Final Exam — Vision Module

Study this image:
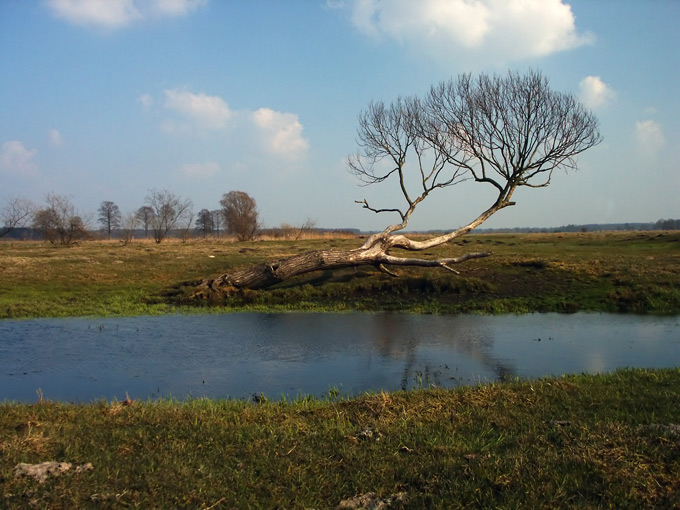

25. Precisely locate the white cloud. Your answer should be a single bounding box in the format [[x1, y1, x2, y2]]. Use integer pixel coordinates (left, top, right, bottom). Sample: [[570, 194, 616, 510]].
[[49, 129, 63, 147], [46, 0, 206, 29], [0, 141, 39, 177], [46, 0, 143, 29], [148, 0, 207, 17], [155, 88, 310, 163], [252, 108, 310, 159], [164, 89, 232, 130], [181, 161, 219, 178], [579, 76, 616, 109], [349, 0, 594, 64], [635, 120, 665, 154]]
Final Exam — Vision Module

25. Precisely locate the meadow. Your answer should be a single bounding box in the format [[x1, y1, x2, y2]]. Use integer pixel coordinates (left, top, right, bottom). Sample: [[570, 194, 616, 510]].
[[1, 230, 679, 318], [2, 231, 679, 508], [1, 369, 679, 508]]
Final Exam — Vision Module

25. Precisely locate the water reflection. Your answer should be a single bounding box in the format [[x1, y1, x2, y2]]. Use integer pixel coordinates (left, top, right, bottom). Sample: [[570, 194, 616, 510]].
[[0, 313, 677, 402], [365, 314, 518, 389]]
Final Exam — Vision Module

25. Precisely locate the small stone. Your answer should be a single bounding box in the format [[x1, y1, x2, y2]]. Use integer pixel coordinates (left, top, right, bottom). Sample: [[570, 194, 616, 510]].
[[14, 461, 93, 483], [337, 492, 406, 509]]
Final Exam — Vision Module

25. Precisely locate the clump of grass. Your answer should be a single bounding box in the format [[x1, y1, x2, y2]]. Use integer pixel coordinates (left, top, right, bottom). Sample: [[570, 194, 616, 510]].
[[1, 368, 679, 508]]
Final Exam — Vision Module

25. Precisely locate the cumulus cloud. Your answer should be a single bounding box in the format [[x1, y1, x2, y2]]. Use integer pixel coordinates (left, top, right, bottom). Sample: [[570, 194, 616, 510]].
[[164, 89, 232, 130], [635, 120, 665, 154], [46, 0, 205, 29], [181, 161, 219, 178], [46, 0, 143, 29], [153, 88, 310, 162], [349, 0, 594, 64], [579, 76, 616, 109], [48, 129, 63, 147], [252, 108, 310, 159], [0, 141, 38, 177]]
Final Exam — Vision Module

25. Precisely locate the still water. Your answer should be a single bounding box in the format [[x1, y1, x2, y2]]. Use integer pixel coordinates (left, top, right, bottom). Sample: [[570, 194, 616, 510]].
[[1, 313, 678, 402]]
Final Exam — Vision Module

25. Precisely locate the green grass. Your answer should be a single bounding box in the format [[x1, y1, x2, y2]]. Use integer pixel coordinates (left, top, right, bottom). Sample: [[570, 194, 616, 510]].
[[1, 231, 679, 318], [2, 235, 678, 506], [2, 368, 679, 508]]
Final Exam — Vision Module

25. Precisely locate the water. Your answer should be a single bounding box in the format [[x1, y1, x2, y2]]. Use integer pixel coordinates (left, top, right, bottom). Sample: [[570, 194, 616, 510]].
[[1, 313, 678, 402]]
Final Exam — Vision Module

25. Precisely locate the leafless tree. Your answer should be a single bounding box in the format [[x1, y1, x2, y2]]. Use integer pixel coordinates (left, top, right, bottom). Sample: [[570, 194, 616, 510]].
[[0, 196, 34, 238], [211, 210, 223, 237], [136, 206, 155, 239], [180, 209, 195, 243], [98, 201, 121, 240], [295, 217, 318, 240], [144, 189, 192, 244], [220, 191, 259, 241], [195, 209, 215, 237], [32, 193, 89, 245], [119, 212, 139, 245], [195, 70, 601, 294]]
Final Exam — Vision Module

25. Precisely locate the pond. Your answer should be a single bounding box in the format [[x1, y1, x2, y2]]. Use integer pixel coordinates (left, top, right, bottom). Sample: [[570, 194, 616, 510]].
[[1, 313, 678, 403]]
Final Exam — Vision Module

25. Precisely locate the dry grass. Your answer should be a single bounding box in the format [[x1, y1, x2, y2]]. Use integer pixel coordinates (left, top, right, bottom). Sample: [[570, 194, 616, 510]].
[[1, 231, 679, 318], [1, 368, 678, 508]]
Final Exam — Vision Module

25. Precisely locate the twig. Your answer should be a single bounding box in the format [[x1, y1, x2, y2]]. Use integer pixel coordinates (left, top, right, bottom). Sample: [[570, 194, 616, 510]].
[[203, 496, 226, 510]]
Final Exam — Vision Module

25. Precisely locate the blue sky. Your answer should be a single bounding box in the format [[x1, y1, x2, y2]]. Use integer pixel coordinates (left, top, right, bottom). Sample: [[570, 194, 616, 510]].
[[1, 0, 678, 231]]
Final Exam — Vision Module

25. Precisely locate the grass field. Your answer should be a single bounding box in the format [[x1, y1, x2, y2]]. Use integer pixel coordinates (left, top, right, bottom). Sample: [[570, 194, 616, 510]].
[[1, 231, 679, 318], [2, 368, 679, 508], [2, 233, 679, 508]]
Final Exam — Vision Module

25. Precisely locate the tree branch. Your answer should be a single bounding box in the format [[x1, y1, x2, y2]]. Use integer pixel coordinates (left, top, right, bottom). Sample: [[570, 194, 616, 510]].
[[379, 251, 492, 273]]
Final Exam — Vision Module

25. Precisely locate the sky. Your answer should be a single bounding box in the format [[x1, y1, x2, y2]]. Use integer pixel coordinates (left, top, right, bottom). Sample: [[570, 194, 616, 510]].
[[1, 0, 678, 232]]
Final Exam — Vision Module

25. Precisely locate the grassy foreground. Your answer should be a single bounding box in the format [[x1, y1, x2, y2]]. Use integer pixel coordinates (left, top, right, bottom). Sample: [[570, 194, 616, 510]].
[[1, 231, 679, 318], [1, 368, 679, 508]]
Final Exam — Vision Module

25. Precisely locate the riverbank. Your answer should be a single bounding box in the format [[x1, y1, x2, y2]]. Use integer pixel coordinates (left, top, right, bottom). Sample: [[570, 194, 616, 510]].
[[2, 231, 679, 318], [2, 368, 678, 508]]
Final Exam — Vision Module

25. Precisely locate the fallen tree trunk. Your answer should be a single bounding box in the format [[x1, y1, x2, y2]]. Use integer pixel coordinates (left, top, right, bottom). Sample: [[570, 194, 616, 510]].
[[193, 192, 506, 298], [193, 231, 491, 298]]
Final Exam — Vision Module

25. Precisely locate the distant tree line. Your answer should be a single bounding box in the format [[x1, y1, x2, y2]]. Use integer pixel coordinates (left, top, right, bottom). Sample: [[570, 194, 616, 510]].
[[381, 220, 680, 236], [473, 220, 680, 234], [0, 190, 265, 244], [654, 218, 680, 230], [2, 192, 677, 243]]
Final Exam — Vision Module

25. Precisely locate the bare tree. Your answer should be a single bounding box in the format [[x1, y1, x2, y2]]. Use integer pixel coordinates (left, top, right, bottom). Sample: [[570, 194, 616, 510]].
[[220, 191, 259, 241], [32, 193, 89, 245], [211, 209, 223, 237], [98, 201, 121, 240], [136, 206, 155, 239], [119, 212, 139, 245], [0, 196, 34, 238], [195, 70, 601, 295], [180, 209, 195, 243], [279, 217, 318, 240], [144, 189, 192, 244], [195, 209, 215, 237], [295, 217, 318, 240]]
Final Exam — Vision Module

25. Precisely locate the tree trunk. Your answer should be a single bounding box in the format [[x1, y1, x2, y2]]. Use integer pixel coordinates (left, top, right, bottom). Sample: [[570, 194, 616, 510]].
[[193, 199, 508, 298], [193, 235, 491, 298]]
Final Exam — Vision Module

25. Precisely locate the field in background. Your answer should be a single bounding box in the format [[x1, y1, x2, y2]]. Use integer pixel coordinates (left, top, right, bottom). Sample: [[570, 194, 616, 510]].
[[1, 231, 679, 318]]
